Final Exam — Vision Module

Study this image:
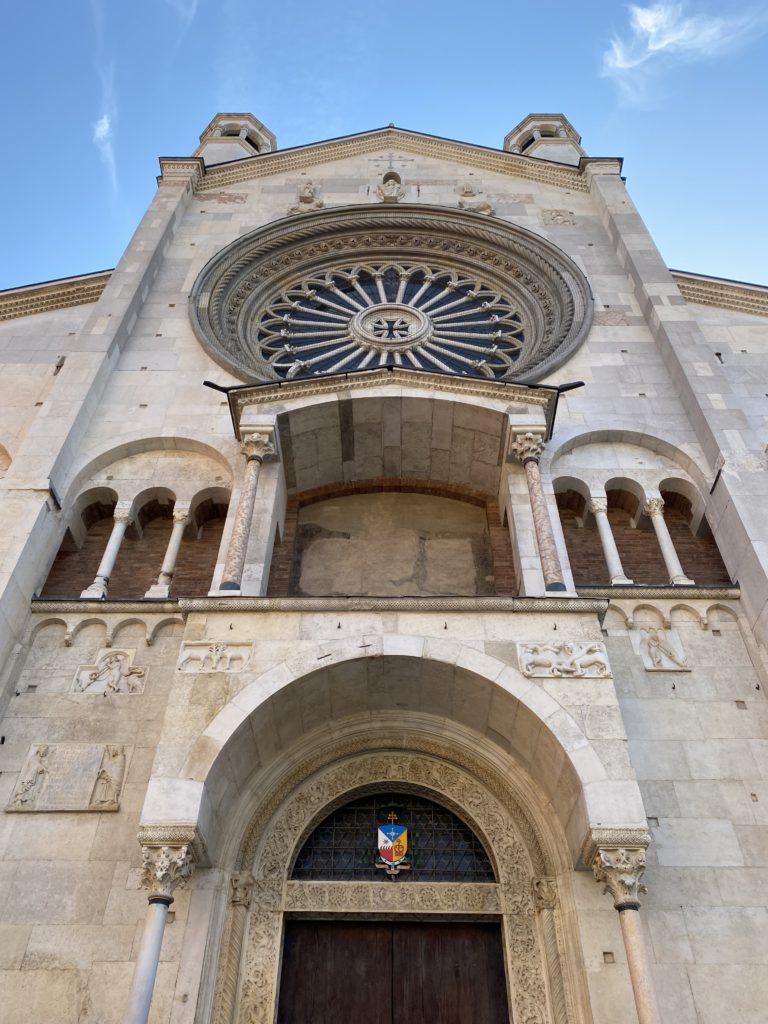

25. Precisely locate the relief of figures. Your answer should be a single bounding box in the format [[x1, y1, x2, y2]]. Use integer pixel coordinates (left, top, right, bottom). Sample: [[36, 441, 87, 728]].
[[178, 641, 253, 673], [73, 649, 147, 695], [518, 641, 610, 678], [7, 743, 128, 813], [89, 746, 126, 810], [10, 745, 49, 808], [288, 181, 324, 215]]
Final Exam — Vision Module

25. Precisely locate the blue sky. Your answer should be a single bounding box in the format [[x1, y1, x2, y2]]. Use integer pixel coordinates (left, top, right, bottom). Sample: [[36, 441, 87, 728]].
[[1, 1, 766, 289]]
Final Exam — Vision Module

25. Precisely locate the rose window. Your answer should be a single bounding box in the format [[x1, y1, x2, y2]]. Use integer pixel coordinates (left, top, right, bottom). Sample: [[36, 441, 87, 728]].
[[255, 264, 525, 380]]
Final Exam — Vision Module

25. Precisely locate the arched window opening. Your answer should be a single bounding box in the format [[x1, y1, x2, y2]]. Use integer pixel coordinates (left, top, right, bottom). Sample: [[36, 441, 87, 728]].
[[555, 486, 605, 584], [291, 791, 496, 883], [172, 494, 229, 597], [108, 496, 174, 597], [660, 488, 731, 584], [41, 495, 116, 597]]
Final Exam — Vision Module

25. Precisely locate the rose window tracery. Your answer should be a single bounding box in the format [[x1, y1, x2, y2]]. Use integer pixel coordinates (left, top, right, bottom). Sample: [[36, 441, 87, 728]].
[[256, 264, 525, 379], [190, 205, 593, 383]]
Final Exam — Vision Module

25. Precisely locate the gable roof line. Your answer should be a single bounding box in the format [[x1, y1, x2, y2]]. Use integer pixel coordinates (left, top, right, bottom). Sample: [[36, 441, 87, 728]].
[[159, 125, 622, 194]]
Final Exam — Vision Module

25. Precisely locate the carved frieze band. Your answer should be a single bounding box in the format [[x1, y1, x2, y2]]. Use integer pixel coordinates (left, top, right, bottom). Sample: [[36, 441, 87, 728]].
[[284, 881, 502, 914]]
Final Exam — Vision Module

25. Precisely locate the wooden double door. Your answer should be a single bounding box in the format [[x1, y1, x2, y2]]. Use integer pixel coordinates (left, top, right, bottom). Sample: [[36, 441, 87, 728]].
[[277, 920, 511, 1023]]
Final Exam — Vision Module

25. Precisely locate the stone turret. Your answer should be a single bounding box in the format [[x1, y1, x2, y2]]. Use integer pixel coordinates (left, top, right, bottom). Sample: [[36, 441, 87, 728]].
[[194, 113, 276, 167], [503, 114, 585, 166]]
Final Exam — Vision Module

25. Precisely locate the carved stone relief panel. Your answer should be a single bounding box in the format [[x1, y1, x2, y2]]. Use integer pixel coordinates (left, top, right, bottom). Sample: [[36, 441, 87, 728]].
[[541, 209, 576, 226], [177, 641, 253, 673], [6, 743, 127, 812], [630, 627, 690, 671], [517, 641, 610, 678], [72, 648, 147, 694]]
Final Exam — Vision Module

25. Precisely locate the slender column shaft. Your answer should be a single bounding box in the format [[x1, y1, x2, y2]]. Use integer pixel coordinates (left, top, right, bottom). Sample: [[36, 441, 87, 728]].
[[123, 898, 170, 1024], [644, 498, 694, 584], [594, 846, 661, 1024], [220, 433, 276, 591], [590, 498, 632, 584], [145, 509, 190, 598], [81, 509, 131, 599], [523, 458, 565, 590], [124, 843, 193, 1024], [619, 908, 662, 1024]]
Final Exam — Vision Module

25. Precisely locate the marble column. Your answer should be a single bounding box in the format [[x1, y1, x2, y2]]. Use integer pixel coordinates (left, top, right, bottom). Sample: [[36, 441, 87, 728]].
[[593, 847, 661, 1024], [145, 507, 191, 598], [81, 506, 133, 599], [124, 844, 194, 1024], [643, 497, 694, 585], [220, 432, 276, 591], [509, 431, 566, 591], [589, 497, 633, 584]]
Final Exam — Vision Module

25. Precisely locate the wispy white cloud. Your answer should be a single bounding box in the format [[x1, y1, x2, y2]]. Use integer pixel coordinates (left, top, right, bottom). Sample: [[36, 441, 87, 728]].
[[92, 63, 118, 195], [163, 0, 199, 26], [602, 3, 768, 103]]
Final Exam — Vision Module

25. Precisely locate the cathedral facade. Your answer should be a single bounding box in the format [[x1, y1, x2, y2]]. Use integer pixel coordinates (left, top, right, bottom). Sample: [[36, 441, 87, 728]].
[[0, 112, 767, 1024]]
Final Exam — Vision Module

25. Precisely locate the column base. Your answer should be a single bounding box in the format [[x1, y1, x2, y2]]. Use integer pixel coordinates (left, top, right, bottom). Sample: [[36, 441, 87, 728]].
[[545, 581, 567, 592], [219, 581, 241, 591], [144, 583, 171, 599], [610, 576, 634, 585], [671, 576, 695, 585], [80, 581, 107, 599]]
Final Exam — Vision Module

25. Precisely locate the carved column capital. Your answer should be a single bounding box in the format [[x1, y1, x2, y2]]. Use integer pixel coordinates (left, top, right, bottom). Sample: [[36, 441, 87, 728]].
[[172, 506, 192, 525], [593, 847, 648, 910], [589, 497, 608, 515], [230, 872, 255, 908], [241, 431, 276, 463], [140, 844, 194, 902], [509, 431, 546, 464], [643, 497, 665, 518], [113, 505, 134, 524]]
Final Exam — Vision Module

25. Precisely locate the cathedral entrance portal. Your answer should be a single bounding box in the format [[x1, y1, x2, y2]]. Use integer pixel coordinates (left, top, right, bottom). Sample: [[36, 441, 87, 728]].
[[277, 920, 510, 1024]]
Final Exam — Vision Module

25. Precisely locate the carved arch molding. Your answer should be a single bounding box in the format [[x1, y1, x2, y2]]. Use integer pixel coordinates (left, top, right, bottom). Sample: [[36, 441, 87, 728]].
[[190, 205, 593, 384], [211, 741, 592, 1024]]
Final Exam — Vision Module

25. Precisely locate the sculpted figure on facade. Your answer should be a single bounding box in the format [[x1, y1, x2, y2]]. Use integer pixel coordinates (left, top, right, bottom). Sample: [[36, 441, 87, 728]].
[[519, 641, 610, 678], [640, 627, 689, 671], [288, 181, 324, 215], [74, 649, 147, 694], [89, 745, 126, 809], [458, 182, 494, 216], [11, 744, 48, 807], [376, 177, 406, 203]]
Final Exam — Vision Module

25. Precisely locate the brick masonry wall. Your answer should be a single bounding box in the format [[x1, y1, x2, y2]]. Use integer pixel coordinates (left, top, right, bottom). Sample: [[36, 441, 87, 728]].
[[267, 478, 518, 597]]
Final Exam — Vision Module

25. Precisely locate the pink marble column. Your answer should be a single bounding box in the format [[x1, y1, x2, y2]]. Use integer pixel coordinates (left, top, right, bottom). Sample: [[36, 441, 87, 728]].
[[220, 432, 276, 590], [509, 431, 566, 591], [593, 847, 661, 1024]]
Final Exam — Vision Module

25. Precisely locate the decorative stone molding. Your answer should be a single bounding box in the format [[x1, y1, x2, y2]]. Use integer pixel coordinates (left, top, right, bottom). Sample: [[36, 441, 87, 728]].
[[189, 205, 593, 385], [137, 823, 208, 865], [672, 271, 768, 318], [140, 844, 194, 901], [518, 641, 610, 678], [0, 271, 112, 323], [184, 127, 594, 194], [176, 596, 610, 613], [177, 641, 253, 673], [574, 586, 739, 601], [72, 649, 147, 694], [592, 847, 648, 910], [508, 431, 546, 463], [157, 157, 205, 190], [284, 881, 501, 914], [581, 826, 650, 867]]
